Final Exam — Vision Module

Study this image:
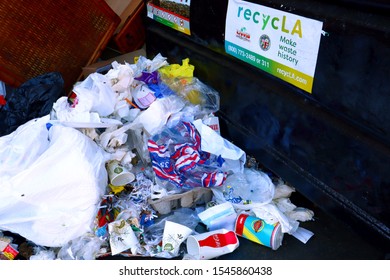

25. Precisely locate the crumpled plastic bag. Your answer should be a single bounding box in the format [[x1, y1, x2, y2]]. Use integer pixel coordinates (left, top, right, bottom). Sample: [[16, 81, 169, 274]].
[[51, 72, 117, 124], [133, 53, 169, 78], [158, 58, 194, 79], [0, 116, 109, 247], [213, 168, 275, 206], [159, 77, 220, 115], [148, 121, 227, 191], [57, 234, 105, 260], [0, 72, 65, 137], [130, 94, 186, 136], [29, 247, 57, 260], [193, 119, 246, 173], [105, 61, 135, 95]]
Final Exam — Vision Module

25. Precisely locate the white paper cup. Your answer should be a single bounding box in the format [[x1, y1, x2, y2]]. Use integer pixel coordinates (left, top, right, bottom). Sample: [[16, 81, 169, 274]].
[[186, 229, 239, 260], [107, 160, 135, 186], [108, 219, 139, 255], [162, 221, 193, 256]]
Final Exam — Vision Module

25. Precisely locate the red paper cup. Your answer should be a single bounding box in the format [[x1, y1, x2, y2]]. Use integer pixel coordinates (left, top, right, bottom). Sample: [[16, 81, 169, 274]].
[[186, 229, 239, 260]]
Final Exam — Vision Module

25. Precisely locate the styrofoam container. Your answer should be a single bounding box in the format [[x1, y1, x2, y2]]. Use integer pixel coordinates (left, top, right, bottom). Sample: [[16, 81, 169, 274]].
[[148, 188, 212, 215]]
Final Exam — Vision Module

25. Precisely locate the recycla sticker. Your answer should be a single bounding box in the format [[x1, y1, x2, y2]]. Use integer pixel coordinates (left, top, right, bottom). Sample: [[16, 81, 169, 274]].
[[225, 0, 323, 93]]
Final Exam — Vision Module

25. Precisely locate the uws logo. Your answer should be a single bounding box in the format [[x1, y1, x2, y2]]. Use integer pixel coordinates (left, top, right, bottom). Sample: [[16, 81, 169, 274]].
[[236, 27, 251, 41]]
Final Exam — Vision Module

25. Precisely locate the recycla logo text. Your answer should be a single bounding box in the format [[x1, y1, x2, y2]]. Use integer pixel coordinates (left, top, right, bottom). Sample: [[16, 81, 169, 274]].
[[236, 6, 303, 38]]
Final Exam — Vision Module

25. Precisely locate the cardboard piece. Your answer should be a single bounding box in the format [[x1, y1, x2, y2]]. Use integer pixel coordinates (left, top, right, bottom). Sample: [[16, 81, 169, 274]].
[[81, 48, 146, 78], [105, 0, 132, 16], [105, 0, 143, 33]]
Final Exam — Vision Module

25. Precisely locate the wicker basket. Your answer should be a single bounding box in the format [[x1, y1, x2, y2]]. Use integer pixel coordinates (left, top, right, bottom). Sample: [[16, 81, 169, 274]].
[[0, 0, 120, 93]]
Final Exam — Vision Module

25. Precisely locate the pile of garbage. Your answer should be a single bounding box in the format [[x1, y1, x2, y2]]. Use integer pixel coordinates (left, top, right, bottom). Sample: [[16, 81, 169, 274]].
[[0, 53, 315, 260]]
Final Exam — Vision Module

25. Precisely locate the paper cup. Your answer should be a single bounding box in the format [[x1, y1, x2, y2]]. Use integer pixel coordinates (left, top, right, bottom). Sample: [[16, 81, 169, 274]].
[[186, 229, 239, 260], [235, 213, 284, 250], [108, 219, 139, 255], [162, 221, 193, 256], [107, 160, 135, 186]]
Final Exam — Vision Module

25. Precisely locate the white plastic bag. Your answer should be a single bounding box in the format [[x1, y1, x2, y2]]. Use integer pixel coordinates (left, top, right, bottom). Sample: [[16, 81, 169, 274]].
[[73, 72, 117, 117], [57, 234, 106, 260], [0, 116, 51, 181], [0, 116, 109, 247], [52, 73, 117, 124], [193, 119, 246, 173]]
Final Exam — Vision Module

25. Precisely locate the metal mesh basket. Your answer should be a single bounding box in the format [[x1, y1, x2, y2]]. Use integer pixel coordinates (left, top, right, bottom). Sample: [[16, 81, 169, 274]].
[[0, 0, 120, 93]]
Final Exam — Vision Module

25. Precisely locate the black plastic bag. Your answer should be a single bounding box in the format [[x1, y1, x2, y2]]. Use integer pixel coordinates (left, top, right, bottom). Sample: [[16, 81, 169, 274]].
[[0, 72, 65, 137]]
